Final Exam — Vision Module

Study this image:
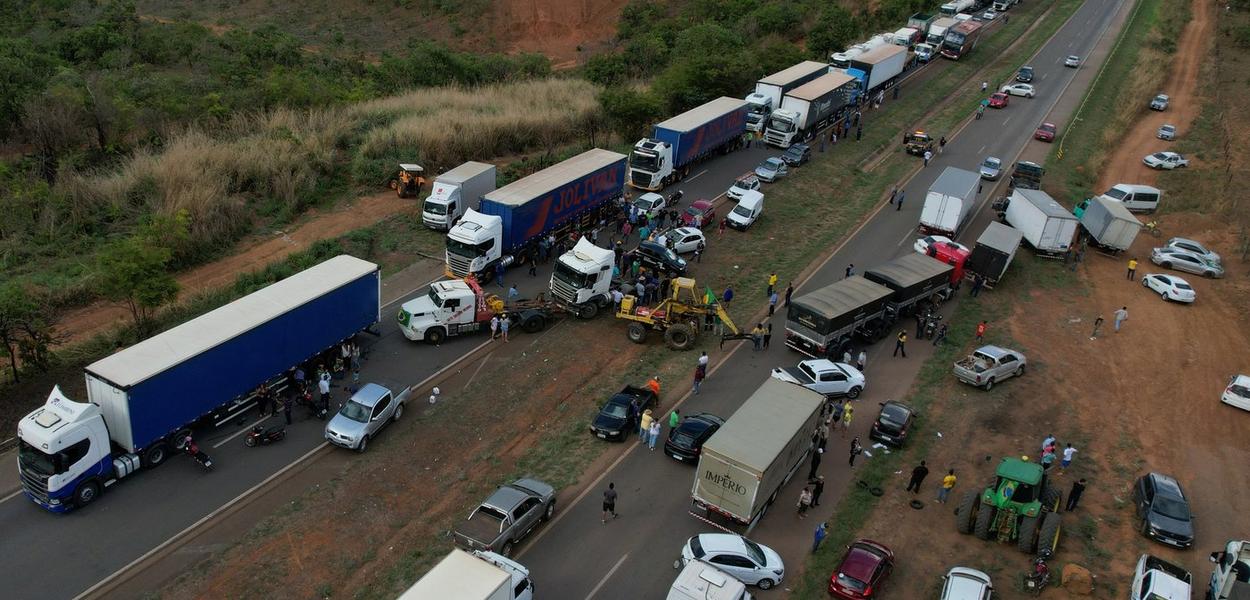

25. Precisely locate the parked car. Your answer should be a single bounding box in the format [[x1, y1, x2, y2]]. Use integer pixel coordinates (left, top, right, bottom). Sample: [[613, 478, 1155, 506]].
[[681, 200, 717, 229], [988, 92, 1009, 108], [953, 345, 1026, 391], [1221, 374, 1250, 411], [1134, 472, 1195, 548], [869, 400, 916, 448], [1064, 55, 1081, 67], [1163, 238, 1221, 265], [755, 157, 789, 182], [679, 533, 786, 590], [771, 359, 866, 399], [941, 567, 993, 600], [1130, 554, 1192, 600], [981, 9, 998, 20], [664, 413, 724, 463], [1034, 122, 1057, 142], [1157, 123, 1176, 140], [1143, 151, 1189, 170], [727, 173, 761, 201], [782, 143, 812, 166], [656, 226, 707, 255], [453, 478, 556, 557], [1151, 247, 1224, 278], [979, 156, 1003, 180], [1016, 65, 1034, 82], [634, 192, 667, 214], [632, 240, 688, 276], [828, 539, 894, 599], [1000, 83, 1036, 98], [1150, 93, 1170, 111], [589, 385, 657, 441], [1142, 273, 1195, 303], [324, 383, 407, 452]]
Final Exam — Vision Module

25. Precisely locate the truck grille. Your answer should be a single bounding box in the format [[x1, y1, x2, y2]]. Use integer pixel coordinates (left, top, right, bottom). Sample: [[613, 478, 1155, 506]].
[[550, 279, 578, 304], [763, 132, 787, 147], [630, 171, 654, 188], [446, 252, 473, 277], [19, 468, 50, 505]]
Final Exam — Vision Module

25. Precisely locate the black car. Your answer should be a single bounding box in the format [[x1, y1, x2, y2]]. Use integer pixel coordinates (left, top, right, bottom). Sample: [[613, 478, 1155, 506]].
[[1016, 65, 1034, 83], [631, 240, 688, 276], [664, 413, 725, 462], [589, 385, 657, 441], [781, 143, 811, 167], [1134, 472, 1194, 548], [868, 400, 915, 447]]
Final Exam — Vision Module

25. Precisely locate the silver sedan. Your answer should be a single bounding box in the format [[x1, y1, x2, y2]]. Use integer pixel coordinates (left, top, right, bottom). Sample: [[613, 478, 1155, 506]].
[[1151, 247, 1224, 278]]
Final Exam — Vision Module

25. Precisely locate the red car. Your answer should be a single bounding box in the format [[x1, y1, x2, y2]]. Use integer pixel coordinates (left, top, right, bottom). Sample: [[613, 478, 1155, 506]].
[[828, 539, 894, 598], [682, 200, 717, 228], [1034, 122, 1057, 142], [988, 92, 1009, 108]]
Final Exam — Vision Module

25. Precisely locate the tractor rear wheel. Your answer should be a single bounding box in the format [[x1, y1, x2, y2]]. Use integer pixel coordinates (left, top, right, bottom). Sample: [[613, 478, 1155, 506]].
[[955, 492, 979, 534], [1017, 515, 1040, 553], [973, 504, 997, 540], [1038, 512, 1063, 555], [665, 323, 696, 351], [1041, 484, 1062, 511], [627, 323, 648, 344]]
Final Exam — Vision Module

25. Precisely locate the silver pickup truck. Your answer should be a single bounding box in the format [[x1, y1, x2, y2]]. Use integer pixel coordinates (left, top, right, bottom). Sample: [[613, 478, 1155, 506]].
[[453, 478, 556, 557], [953, 345, 1026, 390]]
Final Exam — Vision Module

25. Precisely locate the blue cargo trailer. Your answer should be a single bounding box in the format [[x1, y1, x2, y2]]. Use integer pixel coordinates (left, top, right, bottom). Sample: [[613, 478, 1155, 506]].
[[17, 255, 380, 511], [627, 97, 748, 190]]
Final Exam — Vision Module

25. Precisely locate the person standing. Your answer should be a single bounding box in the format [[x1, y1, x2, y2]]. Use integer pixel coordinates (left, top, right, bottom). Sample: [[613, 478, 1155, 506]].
[[767, 272, 778, 296], [1113, 306, 1128, 332], [1065, 479, 1087, 511], [719, 217, 727, 236], [893, 330, 907, 357], [1061, 443, 1078, 473], [848, 436, 862, 467], [752, 323, 764, 351], [698, 351, 709, 369], [923, 149, 933, 167], [976, 320, 987, 342], [845, 264, 854, 279], [495, 262, 506, 287], [807, 447, 824, 480], [841, 402, 854, 436], [939, 136, 947, 154], [318, 373, 331, 409], [693, 364, 705, 394], [1041, 447, 1057, 471], [602, 483, 618, 523], [648, 419, 661, 450], [490, 315, 500, 340], [639, 408, 654, 441], [1126, 257, 1138, 280], [784, 282, 794, 307], [813, 521, 828, 553], [888, 187, 897, 206], [768, 290, 779, 316], [646, 376, 661, 402], [499, 315, 510, 342], [938, 469, 957, 503], [856, 350, 866, 372], [896, 190, 904, 211], [763, 323, 773, 349], [933, 323, 948, 346], [282, 393, 293, 425], [905, 460, 930, 493], [1041, 433, 1056, 454], [981, 81, 988, 92], [508, 284, 519, 300], [723, 285, 734, 305], [969, 274, 984, 297], [797, 487, 813, 518], [810, 475, 826, 507], [669, 408, 680, 428]]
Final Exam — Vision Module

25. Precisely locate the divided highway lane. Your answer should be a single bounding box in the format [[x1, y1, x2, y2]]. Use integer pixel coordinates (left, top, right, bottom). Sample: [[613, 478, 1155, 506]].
[[517, 1, 1127, 598]]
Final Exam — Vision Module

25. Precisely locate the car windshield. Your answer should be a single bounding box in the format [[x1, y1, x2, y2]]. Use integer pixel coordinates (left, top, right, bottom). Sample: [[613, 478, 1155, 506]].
[[983, 158, 1000, 169], [1153, 496, 1191, 521], [689, 536, 705, 558], [339, 400, 371, 423], [766, 158, 783, 169], [552, 261, 595, 288], [1153, 153, 1169, 160], [836, 572, 869, 592], [685, 206, 703, 216], [672, 431, 696, 448], [733, 179, 753, 190], [602, 403, 628, 419], [741, 538, 767, 565], [767, 115, 795, 132], [18, 440, 57, 475], [1041, 125, 1055, 132], [732, 205, 753, 217], [426, 287, 445, 307]]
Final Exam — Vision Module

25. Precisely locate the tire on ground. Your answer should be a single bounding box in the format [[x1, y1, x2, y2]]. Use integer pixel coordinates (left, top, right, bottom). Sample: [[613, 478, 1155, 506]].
[[665, 323, 697, 351], [627, 322, 648, 344], [974, 504, 997, 540], [1038, 512, 1063, 555], [522, 314, 546, 333], [955, 492, 979, 534], [1017, 515, 1039, 553]]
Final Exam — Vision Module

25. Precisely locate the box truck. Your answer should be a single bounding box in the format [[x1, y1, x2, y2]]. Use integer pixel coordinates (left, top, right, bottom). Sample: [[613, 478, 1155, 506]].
[[785, 276, 894, 357], [830, 33, 894, 70], [908, 12, 938, 34], [629, 97, 748, 190], [398, 549, 533, 600], [966, 221, 1023, 286], [1080, 195, 1142, 254], [1003, 189, 1079, 255], [940, 0, 976, 17], [763, 72, 858, 148], [692, 378, 824, 529], [17, 255, 381, 512], [422, 161, 498, 231], [941, 20, 984, 60], [920, 167, 982, 236], [744, 61, 829, 133], [927, 17, 958, 46], [845, 44, 908, 98], [446, 149, 626, 278], [892, 27, 921, 48]]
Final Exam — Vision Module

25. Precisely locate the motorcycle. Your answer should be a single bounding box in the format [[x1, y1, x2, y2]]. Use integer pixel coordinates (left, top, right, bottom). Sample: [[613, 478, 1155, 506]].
[[668, 190, 684, 206], [1024, 550, 1051, 595], [924, 314, 943, 340], [245, 424, 287, 447], [182, 435, 214, 471], [297, 385, 328, 420]]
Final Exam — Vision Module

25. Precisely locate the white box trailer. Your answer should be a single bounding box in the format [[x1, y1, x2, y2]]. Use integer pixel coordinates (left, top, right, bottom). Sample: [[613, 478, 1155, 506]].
[[1004, 189, 1079, 255], [920, 167, 981, 236], [692, 378, 824, 530], [1080, 195, 1142, 253], [399, 550, 533, 600], [422, 161, 498, 231]]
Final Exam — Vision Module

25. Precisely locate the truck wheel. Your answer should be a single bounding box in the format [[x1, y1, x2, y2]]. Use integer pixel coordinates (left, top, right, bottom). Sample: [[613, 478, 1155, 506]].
[[426, 328, 445, 345], [74, 480, 102, 508], [522, 314, 546, 333], [1017, 515, 1040, 553], [501, 541, 515, 557], [955, 492, 979, 534], [665, 323, 696, 351], [578, 302, 598, 320], [627, 323, 648, 344], [983, 377, 995, 391], [1038, 512, 1062, 555], [974, 504, 997, 540], [846, 386, 862, 400], [143, 442, 169, 468]]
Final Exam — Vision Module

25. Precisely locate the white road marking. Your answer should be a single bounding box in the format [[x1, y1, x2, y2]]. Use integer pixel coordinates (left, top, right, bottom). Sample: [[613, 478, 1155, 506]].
[[584, 553, 630, 600], [686, 169, 709, 182], [978, 144, 986, 154], [1, 489, 23, 504], [464, 355, 491, 390], [1041, 72, 1049, 80], [897, 229, 915, 249], [1003, 116, 1012, 126]]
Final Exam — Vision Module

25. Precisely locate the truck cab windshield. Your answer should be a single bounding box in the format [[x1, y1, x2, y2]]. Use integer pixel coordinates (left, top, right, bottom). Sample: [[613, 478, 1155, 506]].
[[446, 237, 492, 258], [767, 115, 795, 133], [553, 261, 595, 288], [629, 152, 659, 171], [424, 202, 447, 215], [945, 32, 967, 47], [19, 439, 86, 475], [426, 288, 447, 307]]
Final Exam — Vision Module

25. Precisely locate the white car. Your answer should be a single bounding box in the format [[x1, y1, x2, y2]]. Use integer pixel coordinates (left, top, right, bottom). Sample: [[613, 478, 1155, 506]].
[[1000, 83, 1036, 98], [727, 173, 761, 201], [680, 533, 785, 590], [1142, 273, 1195, 303], [1166, 237, 1220, 264], [914, 235, 969, 255], [655, 227, 707, 255], [980, 10, 997, 20], [1064, 55, 1081, 67], [633, 192, 667, 213], [1222, 375, 1250, 411], [1143, 151, 1188, 170], [941, 566, 993, 600]]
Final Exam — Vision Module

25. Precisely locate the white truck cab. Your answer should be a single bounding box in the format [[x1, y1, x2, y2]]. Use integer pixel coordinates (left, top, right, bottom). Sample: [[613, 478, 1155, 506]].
[[744, 93, 773, 132], [447, 209, 504, 277], [1131, 554, 1192, 600], [550, 238, 615, 318], [421, 162, 497, 231], [398, 280, 483, 342], [667, 561, 753, 600]]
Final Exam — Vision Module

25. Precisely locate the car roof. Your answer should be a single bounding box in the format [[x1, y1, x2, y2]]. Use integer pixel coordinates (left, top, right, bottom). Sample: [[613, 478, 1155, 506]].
[[975, 345, 1016, 358], [1146, 472, 1186, 499], [670, 226, 701, 236], [349, 383, 391, 407], [484, 484, 531, 510], [695, 533, 750, 554], [946, 567, 991, 597], [680, 414, 724, 434], [1167, 237, 1205, 248], [842, 540, 890, 578], [880, 400, 914, 416], [1232, 374, 1250, 387], [691, 200, 714, 209]]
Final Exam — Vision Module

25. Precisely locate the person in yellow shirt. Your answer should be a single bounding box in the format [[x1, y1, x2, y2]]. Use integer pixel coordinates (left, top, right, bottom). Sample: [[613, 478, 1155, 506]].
[[767, 272, 778, 296], [1126, 257, 1138, 281], [938, 469, 957, 503]]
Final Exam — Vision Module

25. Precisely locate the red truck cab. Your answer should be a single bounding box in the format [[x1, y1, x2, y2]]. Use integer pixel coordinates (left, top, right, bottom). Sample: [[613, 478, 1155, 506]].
[[927, 242, 969, 285]]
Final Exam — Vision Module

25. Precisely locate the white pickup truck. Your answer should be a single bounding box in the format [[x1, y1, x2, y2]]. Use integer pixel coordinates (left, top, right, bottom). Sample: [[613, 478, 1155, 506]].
[[770, 359, 865, 399], [1130, 554, 1191, 600], [1209, 540, 1250, 600]]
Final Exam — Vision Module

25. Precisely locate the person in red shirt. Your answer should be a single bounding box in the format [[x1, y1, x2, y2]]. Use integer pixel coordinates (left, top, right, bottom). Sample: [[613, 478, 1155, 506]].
[[976, 320, 988, 342], [646, 376, 661, 406]]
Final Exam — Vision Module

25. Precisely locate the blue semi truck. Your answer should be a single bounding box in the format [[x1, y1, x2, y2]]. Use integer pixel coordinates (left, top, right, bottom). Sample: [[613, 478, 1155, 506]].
[[627, 96, 749, 191], [16, 255, 381, 512], [445, 149, 627, 278]]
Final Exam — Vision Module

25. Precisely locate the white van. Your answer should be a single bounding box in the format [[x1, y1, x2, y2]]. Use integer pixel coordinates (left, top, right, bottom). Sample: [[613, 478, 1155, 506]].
[[667, 561, 753, 600], [1099, 183, 1162, 213], [727, 189, 764, 230]]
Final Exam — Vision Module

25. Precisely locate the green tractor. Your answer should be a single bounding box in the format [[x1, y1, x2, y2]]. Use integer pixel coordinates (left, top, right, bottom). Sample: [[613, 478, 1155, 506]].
[[955, 457, 1063, 554]]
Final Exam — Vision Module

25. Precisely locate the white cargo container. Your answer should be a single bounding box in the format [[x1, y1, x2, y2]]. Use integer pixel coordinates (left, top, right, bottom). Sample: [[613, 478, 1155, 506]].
[[920, 167, 981, 236], [422, 162, 498, 231], [1004, 189, 1079, 255], [1080, 195, 1142, 253], [398, 550, 533, 600]]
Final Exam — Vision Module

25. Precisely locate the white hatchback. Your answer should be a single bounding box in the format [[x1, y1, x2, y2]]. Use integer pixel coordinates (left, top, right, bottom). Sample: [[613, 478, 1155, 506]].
[[941, 566, 993, 600], [1222, 375, 1250, 411], [680, 533, 785, 590], [1000, 83, 1036, 98], [656, 227, 707, 255]]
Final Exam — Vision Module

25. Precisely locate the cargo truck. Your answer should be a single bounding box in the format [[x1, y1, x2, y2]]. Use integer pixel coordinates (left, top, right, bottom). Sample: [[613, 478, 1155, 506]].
[[549, 237, 616, 318], [398, 549, 533, 600], [785, 275, 893, 358], [908, 12, 937, 34], [940, 0, 976, 17], [1003, 189, 1078, 256], [966, 221, 1023, 286], [763, 72, 857, 148], [892, 27, 920, 48], [629, 97, 748, 191], [398, 275, 557, 344], [17, 255, 381, 512], [422, 161, 498, 231], [941, 20, 984, 60], [1207, 540, 1250, 600], [862, 254, 955, 325], [446, 149, 626, 278], [1079, 195, 1142, 254], [691, 378, 824, 530], [919, 167, 982, 236], [845, 44, 908, 98], [927, 17, 958, 46], [744, 61, 829, 133], [830, 33, 893, 70]]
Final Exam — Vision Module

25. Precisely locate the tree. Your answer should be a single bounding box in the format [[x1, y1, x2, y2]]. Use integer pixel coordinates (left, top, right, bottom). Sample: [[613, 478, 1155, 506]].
[[599, 88, 662, 144], [806, 7, 859, 60], [97, 236, 180, 333], [0, 283, 36, 383], [653, 24, 754, 113]]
